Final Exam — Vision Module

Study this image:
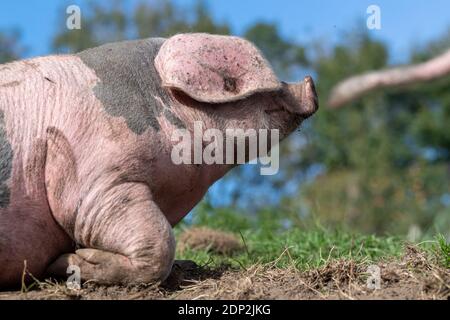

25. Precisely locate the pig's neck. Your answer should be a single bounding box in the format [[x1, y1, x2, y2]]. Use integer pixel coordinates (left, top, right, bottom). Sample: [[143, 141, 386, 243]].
[[157, 159, 236, 226]]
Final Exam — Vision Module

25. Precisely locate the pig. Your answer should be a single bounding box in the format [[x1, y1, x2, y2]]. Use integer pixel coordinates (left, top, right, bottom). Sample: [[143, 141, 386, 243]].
[[0, 33, 318, 287]]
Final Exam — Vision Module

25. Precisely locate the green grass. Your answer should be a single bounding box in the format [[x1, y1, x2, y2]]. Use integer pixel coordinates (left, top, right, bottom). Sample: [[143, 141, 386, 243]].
[[175, 226, 406, 270], [175, 205, 449, 271], [435, 234, 450, 268]]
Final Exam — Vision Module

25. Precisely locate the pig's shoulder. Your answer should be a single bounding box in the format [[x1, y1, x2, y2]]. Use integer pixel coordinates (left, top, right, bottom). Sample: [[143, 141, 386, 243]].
[[0, 55, 97, 91], [74, 38, 175, 135]]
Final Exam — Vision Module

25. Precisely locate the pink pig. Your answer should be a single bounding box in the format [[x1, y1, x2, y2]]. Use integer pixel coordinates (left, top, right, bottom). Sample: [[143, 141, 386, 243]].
[[0, 33, 318, 287]]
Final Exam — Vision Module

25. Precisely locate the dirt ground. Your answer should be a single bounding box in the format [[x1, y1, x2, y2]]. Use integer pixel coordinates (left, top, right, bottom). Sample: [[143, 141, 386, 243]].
[[0, 246, 448, 300], [177, 227, 244, 255]]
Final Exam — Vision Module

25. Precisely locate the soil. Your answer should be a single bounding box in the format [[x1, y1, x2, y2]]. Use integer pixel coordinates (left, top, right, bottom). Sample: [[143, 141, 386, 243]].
[[177, 227, 244, 255], [0, 246, 448, 300]]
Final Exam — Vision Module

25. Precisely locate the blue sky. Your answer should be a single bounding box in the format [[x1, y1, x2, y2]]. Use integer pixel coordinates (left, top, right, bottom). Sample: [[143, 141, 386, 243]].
[[0, 0, 449, 63]]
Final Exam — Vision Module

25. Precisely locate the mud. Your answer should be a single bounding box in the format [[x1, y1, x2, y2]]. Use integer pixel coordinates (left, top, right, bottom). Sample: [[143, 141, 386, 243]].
[[177, 227, 243, 255]]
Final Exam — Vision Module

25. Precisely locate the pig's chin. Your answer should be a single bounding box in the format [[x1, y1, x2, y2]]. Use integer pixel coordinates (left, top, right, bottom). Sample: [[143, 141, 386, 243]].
[[264, 106, 304, 139], [281, 116, 304, 139]]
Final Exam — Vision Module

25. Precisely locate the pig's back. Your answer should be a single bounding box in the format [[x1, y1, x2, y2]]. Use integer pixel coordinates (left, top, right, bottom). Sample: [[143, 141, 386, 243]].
[[0, 55, 101, 204]]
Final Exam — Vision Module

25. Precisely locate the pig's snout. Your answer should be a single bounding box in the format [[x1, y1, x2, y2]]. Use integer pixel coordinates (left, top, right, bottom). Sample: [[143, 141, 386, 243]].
[[282, 76, 319, 118]]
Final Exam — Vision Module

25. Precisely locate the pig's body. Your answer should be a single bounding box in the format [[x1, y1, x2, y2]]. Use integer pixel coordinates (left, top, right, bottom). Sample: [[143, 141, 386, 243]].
[[0, 35, 317, 287]]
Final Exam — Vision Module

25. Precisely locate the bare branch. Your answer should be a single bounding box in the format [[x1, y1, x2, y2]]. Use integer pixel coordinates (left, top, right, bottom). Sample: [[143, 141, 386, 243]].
[[328, 49, 450, 108]]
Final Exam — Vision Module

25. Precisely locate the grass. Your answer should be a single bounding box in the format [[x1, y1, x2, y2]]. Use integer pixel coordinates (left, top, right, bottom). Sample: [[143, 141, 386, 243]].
[[175, 225, 407, 270], [435, 234, 450, 268], [175, 204, 450, 271], [5, 212, 447, 300]]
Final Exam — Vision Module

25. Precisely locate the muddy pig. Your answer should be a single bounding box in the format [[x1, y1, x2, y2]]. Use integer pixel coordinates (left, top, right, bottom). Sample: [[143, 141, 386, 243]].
[[0, 33, 318, 287]]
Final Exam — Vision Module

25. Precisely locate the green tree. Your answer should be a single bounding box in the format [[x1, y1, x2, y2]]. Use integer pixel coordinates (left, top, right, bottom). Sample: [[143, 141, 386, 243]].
[[53, 0, 230, 53], [244, 22, 307, 79], [0, 29, 25, 63], [410, 30, 450, 164], [284, 30, 450, 236], [53, 0, 128, 53]]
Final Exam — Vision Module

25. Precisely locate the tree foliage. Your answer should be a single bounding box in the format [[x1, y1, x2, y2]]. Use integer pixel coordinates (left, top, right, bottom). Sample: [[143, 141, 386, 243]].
[[52, 0, 230, 53], [293, 31, 450, 236], [0, 29, 25, 63]]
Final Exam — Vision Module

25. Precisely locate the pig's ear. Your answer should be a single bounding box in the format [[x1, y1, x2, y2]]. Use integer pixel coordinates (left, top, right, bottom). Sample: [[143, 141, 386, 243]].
[[155, 33, 281, 103]]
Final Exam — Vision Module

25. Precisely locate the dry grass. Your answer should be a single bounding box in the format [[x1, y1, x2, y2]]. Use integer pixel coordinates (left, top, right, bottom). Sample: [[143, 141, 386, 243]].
[[166, 245, 449, 300], [1, 244, 448, 300]]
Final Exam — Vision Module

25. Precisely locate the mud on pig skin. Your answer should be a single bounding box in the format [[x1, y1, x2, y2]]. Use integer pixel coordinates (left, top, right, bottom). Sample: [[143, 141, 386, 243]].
[[0, 33, 318, 287]]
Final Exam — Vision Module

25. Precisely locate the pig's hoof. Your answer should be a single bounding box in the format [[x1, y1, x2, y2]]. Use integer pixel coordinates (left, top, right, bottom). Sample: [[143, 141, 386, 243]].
[[46, 248, 172, 285]]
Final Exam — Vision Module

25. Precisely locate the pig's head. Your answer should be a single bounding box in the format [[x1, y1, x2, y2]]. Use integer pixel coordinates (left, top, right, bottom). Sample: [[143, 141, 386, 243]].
[[155, 33, 318, 160]]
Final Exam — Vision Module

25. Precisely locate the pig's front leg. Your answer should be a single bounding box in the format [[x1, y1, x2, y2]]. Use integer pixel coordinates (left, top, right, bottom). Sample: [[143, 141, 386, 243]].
[[46, 183, 175, 285]]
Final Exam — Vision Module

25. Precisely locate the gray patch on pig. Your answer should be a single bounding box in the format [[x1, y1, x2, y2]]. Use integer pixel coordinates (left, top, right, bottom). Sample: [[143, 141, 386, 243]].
[[77, 38, 185, 134], [0, 110, 13, 207], [163, 109, 186, 129]]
